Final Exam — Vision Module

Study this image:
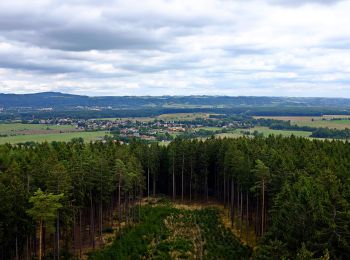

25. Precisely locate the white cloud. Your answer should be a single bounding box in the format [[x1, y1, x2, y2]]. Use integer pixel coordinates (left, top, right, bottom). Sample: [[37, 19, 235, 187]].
[[0, 0, 349, 97]]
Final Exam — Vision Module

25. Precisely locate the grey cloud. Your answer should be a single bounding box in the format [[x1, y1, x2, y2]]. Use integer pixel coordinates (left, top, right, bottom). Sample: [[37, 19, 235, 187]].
[[0, 58, 81, 74], [0, 13, 59, 31], [43, 27, 164, 51], [0, 2, 211, 52], [1, 25, 165, 52], [119, 55, 204, 73]]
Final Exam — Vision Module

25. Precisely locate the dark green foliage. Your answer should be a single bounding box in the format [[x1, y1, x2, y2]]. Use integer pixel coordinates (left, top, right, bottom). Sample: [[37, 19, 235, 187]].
[[1, 134, 350, 259], [311, 127, 350, 139]]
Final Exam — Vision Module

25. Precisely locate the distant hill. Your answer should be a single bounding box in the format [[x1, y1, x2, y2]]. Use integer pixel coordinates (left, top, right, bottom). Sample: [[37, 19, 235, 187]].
[[1, 92, 350, 110]]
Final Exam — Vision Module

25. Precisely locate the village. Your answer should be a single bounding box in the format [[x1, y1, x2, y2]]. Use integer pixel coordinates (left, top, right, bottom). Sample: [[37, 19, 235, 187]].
[[25, 115, 252, 142]]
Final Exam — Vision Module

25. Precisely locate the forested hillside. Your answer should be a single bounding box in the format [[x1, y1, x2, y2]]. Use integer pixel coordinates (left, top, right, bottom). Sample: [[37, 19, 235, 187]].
[[3, 92, 350, 121], [1, 136, 350, 259], [2, 92, 350, 110]]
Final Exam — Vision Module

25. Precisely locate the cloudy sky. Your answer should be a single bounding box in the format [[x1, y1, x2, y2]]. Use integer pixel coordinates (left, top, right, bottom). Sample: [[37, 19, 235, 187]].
[[0, 0, 349, 97]]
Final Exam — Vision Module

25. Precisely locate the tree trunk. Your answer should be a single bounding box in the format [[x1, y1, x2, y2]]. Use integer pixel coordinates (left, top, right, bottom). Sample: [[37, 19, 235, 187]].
[[125, 192, 128, 224], [57, 213, 60, 260], [255, 196, 259, 236], [39, 220, 42, 260], [26, 235, 29, 260], [190, 158, 193, 202], [139, 184, 142, 222], [15, 234, 18, 260], [100, 162, 103, 243], [43, 226, 46, 258], [72, 212, 76, 256], [237, 184, 240, 229], [205, 168, 208, 201], [246, 192, 249, 242], [153, 175, 156, 197], [223, 168, 226, 207], [147, 166, 150, 198], [172, 154, 175, 200], [90, 190, 95, 249], [181, 153, 184, 202], [100, 203, 103, 243], [118, 173, 122, 222], [240, 188, 243, 238], [262, 179, 265, 235], [79, 209, 82, 259], [230, 179, 234, 227]]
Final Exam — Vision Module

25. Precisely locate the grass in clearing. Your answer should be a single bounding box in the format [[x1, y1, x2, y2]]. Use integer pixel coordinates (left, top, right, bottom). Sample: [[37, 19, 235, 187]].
[[90, 201, 251, 260], [0, 131, 110, 144]]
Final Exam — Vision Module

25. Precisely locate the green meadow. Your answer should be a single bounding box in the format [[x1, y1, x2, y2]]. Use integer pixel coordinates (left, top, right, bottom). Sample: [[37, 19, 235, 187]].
[[0, 130, 110, 144]]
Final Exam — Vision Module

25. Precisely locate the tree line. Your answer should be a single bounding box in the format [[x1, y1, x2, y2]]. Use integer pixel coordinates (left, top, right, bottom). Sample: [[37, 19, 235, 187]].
[[1, 135, 350, 259]]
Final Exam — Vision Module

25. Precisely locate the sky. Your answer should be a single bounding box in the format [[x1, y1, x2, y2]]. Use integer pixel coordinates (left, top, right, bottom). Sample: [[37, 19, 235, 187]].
[[0, 0, 349, 97]]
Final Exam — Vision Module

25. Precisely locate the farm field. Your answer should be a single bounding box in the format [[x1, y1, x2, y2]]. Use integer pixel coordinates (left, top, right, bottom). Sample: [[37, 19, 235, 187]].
[[215, 129, 246, 139], [196, 126, 222, 131], [295, 120, 350, 129], [158, 113, 214, 121], [0, 131, 110, 144], [253, 116, 350, 129], [0, 123, 78, 135], [162, 103, 214, 108], [91, 200, 251, 260], [97, 113, 215, 122], [251, 126, 312, 137], [215, 127, 312, 139]]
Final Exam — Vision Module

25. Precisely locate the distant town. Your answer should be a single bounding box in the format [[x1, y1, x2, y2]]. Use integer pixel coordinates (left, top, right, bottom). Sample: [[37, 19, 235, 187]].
[[21, 115, 252, 142]]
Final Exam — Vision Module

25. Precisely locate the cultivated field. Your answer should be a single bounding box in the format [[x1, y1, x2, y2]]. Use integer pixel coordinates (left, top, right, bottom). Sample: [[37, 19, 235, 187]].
[[254, 116, 350, 129], [215, 127, 312, 139], [196, 126, 222, 131], [0, 129, 110, 144], [97, 113, 215, 122], [251, 126, 312, 137], [0, 123, 78, 135], [158, 112, 214, 121]]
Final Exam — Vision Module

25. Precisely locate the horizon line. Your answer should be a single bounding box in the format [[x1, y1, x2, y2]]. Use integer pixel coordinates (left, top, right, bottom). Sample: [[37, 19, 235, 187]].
[[1, 91, 350, 100]]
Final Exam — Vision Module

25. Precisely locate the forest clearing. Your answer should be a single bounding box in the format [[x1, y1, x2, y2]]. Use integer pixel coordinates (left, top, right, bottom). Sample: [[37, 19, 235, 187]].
[[91, 198, 251, 259]]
